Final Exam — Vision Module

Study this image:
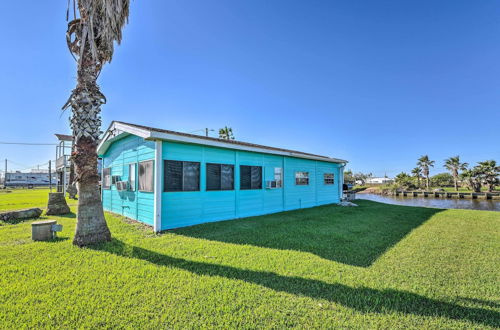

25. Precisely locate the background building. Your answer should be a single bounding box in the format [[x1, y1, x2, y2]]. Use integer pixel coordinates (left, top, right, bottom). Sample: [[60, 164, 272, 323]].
[[365, 177, 394, 185], [4, 170, 57, 187]]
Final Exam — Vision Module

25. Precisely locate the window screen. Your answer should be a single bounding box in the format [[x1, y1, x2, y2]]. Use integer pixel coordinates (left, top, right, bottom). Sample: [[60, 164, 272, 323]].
[[240, 165, 262, 190], [164, 160, 200, 192], [207, 163, 234, 190], [138, 160, 154, 192], [102, 168, 111, 189], [274, 167, 283, 188], [183, 162, 200, 191], [129, 163, 136, 191], [221, 165, 234, 190], [324, 173, 334, 185], [295, 171, 309, 185]]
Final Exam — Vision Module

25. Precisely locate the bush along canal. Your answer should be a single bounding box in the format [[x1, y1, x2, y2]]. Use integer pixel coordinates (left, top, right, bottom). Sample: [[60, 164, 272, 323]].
[[358, 193, 500, 211]]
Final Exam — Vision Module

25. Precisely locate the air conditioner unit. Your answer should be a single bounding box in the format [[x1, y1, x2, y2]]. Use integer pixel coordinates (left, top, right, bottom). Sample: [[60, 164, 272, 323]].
[[116, 181, 129, 191]]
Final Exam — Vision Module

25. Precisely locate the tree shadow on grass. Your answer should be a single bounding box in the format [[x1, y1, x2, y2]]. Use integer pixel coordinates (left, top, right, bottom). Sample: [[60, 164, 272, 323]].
[[43, 237, 70, 243], [456, 297, 500, 309], [55, 212, 76, 219], [90, 239, 500, 328], [171, 201, 442, 267]]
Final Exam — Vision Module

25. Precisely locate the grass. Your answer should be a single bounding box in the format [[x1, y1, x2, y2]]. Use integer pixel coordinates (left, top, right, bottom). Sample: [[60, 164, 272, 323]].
[[0, 190, 499, 328], [0, 188, 77, 211]]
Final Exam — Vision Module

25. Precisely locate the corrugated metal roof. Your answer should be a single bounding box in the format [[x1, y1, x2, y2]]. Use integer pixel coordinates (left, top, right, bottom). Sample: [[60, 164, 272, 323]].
[[113, 121, 347, 163], [54, 134, 73, 141]]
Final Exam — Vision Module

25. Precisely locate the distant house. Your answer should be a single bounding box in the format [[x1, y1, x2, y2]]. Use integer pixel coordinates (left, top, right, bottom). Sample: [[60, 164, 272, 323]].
[[5, 170, 57, 187], [365, 177, 394, 185], [97, 121, 347, 232]]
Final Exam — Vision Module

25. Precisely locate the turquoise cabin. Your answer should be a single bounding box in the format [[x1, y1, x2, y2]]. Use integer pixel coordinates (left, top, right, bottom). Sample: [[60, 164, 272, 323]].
[[97, 121, 347, 232]]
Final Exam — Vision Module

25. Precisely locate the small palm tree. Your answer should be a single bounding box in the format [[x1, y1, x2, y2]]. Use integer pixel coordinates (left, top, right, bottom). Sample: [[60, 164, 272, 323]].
[[63, 0, 130, 247], [219, 126, 235, 140], [444, 156, 468, 191], [460, 168, 481, 192], [411, 167, 422, 188], [417, 155, 435, 190]]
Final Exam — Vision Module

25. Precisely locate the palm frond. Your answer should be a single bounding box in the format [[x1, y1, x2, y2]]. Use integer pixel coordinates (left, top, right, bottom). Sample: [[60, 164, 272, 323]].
[[67, 0, 130, 69]]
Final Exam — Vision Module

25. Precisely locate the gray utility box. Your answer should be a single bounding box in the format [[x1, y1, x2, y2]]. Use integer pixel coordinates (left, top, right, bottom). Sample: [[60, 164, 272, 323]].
[[31, 220, 63, 241]]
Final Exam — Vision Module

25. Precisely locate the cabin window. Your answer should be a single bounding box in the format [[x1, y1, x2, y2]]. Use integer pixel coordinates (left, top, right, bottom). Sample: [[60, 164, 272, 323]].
[[111, 175, 121, 184], [138, 160, 154, 192], [324, 173, 334, 185], [295, 171, 309, 185], [129, 163, 136, 191], [164, 160, 200, 192], [207, 163, 234, 191], [240, 165, 262, 190], [274, 167, 283, 188], [102, 168, 111, 189]]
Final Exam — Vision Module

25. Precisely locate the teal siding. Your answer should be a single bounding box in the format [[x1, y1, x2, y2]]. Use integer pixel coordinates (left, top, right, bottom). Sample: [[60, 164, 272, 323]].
[[101, 136, 342, 231], [161, 141, 341, 230], [101, 134, 155, 225]]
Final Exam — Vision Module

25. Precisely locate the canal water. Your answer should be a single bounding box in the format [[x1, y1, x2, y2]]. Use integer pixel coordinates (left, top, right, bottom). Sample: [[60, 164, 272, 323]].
[[357, 193, 500, 212]]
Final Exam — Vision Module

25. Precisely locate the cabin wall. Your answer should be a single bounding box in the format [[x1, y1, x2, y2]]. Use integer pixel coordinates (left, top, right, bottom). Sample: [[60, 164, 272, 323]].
[[161, 141, 341, 230], [101, 135, 155, 225]]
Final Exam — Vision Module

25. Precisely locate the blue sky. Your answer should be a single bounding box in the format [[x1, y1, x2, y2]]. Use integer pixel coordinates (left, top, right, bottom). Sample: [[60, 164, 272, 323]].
[[0, 0, 499, 176]]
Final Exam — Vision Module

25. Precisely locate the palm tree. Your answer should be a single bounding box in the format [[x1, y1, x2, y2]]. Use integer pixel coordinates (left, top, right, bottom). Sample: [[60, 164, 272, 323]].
[[443, 156, 468, 191], [62, 0, 130, 247], [460, 168, 482, 192], [411, 167, 422, 188], [219, 126, 235, 140], [476, 160, 500, 192], [417, 155, 435, 190]]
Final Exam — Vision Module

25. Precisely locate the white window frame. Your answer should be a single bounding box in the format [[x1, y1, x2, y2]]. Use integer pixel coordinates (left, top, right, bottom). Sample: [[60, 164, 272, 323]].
[[138, 160, 154, 193], [324, 173, 335, 185], [102, 168, 111, 190], [295, 171, 309, 185], [274, 167, 283, 188], [128, 163, 136, 191]]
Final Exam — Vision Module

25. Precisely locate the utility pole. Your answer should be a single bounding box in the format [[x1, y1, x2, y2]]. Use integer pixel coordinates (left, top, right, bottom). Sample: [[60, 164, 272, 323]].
[[4, 159, 6, 187], [63, 156, 67, 196], [49, 160, 52, 192]]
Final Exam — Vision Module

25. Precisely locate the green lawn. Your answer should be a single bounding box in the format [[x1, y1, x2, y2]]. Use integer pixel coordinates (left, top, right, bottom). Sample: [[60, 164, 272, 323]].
[[0, 192, 499, 328], [0, 188, 77, 211]]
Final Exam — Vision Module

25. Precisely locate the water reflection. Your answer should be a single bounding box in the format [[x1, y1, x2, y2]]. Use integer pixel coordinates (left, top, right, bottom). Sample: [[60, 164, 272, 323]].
[[357, 194, 500, 212]]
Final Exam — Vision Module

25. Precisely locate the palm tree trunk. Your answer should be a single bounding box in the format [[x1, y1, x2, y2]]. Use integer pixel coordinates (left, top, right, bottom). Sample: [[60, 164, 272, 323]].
[[73, 137, 110, 246], [68, 35, 111, 247], [454, 175, 458, 191]]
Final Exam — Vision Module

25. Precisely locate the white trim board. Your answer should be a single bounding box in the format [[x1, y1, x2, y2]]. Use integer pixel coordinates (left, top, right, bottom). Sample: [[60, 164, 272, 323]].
[[153, 140, 162, 232]]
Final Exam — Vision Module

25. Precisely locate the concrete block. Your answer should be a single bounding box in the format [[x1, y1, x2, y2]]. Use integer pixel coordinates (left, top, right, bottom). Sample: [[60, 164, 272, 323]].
[[32, 220, 57, 241]]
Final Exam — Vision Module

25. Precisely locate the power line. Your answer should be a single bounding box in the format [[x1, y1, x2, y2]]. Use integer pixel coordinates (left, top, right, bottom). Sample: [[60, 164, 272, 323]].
[[4, 159, 54, 173], [0, 141, 57, 146]]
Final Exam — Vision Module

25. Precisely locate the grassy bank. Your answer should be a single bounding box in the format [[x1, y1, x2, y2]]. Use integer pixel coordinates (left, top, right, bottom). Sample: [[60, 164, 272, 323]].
[[0, 193, 499, 328]]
